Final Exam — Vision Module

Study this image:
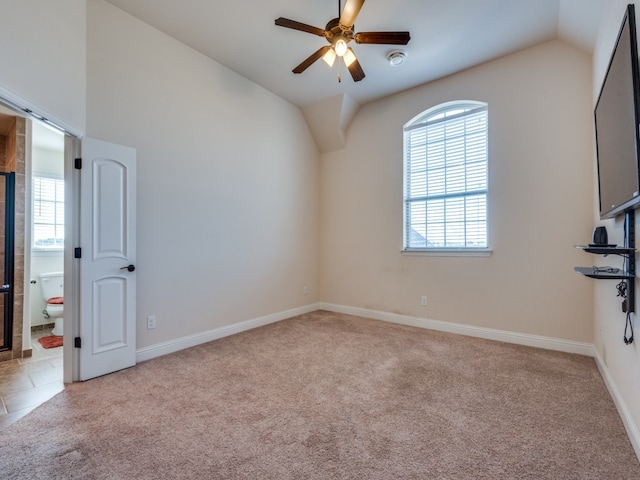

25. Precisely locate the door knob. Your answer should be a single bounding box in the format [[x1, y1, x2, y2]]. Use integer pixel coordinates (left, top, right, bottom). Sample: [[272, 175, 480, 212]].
[[120, 264, 136, 272]]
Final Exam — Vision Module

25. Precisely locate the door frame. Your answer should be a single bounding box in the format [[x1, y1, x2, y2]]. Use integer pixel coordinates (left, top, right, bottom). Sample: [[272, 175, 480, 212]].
[[0, 86, 82, 383], [64, 134, 81, 383]]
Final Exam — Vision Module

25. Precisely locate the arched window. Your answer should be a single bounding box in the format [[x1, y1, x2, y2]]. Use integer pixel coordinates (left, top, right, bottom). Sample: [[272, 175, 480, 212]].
[[403, 101, 488, 250]]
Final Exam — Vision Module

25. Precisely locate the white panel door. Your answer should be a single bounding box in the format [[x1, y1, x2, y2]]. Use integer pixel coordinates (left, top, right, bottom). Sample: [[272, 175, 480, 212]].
[[79, 137, 136, 381]]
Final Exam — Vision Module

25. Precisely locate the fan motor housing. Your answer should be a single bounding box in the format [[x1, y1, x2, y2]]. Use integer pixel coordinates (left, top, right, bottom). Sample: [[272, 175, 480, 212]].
[[325, 18, 353, 43]]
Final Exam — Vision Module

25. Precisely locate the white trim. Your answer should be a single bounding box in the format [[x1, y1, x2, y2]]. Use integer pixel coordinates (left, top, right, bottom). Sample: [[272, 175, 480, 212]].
[[31, 249, 64, 257], [593, 349, 640, 460], [318, 302, 595, 356], [136, 301, 594, 362], [64, 136, 81, 383], [0, 83, 83, 138], [136, 303, 322, 363], [402, 249, 493, 257]]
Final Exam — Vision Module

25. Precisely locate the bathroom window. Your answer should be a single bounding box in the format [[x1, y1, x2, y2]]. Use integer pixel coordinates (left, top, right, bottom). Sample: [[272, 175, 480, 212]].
[[33, 175, 64, 250]]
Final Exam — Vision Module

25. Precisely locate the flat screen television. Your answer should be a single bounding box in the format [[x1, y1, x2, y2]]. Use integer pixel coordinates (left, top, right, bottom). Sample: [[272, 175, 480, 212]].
[[595, 4, 640, 219]]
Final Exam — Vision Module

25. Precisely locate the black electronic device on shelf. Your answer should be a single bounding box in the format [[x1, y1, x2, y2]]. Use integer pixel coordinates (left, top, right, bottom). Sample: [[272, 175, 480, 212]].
[[575, 212, 636, 312], [592, 226, 609, 245]]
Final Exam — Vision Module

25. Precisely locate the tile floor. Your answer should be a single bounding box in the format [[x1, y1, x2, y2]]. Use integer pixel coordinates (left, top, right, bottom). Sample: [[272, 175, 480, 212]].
[[0, 328, 64, 429]]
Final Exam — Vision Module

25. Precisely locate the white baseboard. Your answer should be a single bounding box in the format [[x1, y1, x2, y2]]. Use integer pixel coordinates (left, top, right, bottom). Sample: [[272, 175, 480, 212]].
[[137, 301, 594, 363], [135, 303, 322, 363], [593, 349, 640, 460], [318, 302, 595, 356]]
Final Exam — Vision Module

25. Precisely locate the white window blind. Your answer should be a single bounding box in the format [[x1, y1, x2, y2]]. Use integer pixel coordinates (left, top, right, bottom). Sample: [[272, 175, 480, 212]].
[[403, 102, 488, 250], [33, 175, 64, 249]]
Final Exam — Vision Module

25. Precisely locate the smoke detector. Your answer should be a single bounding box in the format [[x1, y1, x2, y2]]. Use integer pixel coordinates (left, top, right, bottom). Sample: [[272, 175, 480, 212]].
[[387, 50, 407, 66]]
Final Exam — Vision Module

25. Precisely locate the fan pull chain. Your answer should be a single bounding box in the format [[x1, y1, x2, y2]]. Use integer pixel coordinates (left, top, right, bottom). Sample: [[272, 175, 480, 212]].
[[337, 0, 342, 83]]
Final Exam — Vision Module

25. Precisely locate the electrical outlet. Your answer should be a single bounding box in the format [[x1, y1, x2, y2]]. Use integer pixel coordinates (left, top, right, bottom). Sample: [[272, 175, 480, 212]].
[[421, 296, 428, 306], [303, 286, 308, 295], [147, 315, 156, 330]]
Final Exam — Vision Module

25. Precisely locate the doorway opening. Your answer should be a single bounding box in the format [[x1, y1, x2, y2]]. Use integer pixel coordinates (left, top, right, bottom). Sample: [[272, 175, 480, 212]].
[[29, 120, 65, 370], [0, 99, 77, 383], [0, 90, 135, 386]]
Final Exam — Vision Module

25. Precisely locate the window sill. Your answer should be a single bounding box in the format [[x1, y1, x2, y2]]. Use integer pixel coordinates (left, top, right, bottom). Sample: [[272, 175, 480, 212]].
[[402, 248, 493, 257], [32, 249, 64, 257]]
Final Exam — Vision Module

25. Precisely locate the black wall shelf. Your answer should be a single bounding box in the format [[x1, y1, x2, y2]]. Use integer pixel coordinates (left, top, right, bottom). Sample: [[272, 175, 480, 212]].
[[575, 246, 635, 255], [574, 211, 636, 312], [574, 266, 634, 280]]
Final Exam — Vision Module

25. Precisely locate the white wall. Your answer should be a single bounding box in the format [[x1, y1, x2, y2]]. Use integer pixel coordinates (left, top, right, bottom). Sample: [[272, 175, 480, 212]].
[[85, 0, 319, 348], [320, 40, 594, 343], [0, 0, 86, 133], [30, 146, 64, 327], [32, 146, 64, 177], [593, 0, 640, 454]]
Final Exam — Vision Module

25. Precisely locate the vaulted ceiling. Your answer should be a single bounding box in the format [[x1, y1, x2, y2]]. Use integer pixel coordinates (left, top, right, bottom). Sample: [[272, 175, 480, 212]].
[[1, 1, 605, 153], [104, 0, 603, 108]]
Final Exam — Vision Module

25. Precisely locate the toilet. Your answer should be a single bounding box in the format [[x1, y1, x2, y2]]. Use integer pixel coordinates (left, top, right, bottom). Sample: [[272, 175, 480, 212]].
[[39, 272, 64, 337]]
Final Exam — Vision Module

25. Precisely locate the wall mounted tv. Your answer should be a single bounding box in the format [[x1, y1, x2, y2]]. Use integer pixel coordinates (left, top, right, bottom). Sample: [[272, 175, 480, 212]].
[[595, 4, 640, 219]]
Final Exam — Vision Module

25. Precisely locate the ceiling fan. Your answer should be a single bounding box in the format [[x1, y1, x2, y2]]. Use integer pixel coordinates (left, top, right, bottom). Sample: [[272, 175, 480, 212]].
[[275, 0, 410, 82]]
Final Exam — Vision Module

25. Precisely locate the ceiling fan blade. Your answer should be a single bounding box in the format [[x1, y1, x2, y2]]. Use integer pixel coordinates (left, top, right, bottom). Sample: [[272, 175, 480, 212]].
[[293, 46, 332, 74], [347, 55, 365, 82], [275, 17, 327, 37], [340, 0, 365, 28], [354, 31, 411, 45]]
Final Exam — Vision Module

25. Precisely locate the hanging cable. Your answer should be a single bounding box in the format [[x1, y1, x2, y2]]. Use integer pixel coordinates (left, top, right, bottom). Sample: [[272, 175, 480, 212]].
[[623, 213, 634, 344], [616, 275, 634, 344], [617, 279, 628, 313], [625, 311, 634, 344]]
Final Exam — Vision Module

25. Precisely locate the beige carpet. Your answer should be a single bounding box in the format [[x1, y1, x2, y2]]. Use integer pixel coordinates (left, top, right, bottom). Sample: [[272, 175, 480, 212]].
[[1, 310, 639, 479]]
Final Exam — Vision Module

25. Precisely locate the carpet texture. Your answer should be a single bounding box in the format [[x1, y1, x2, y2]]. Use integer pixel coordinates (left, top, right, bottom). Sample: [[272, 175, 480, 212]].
[[1, 310, 639, 479], [37, 335, 63, 349]]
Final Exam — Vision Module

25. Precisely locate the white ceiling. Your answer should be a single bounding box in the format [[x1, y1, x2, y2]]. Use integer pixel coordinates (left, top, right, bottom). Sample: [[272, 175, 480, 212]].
[[32, 121, 64, 152], [104, 0, 604, 108]]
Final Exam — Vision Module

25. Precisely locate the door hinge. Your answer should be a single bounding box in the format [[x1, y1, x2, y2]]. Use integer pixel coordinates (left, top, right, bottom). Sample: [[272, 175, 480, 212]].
[[74, 247, 81, 259], [75, 157, 82, 169], [74, 337, 81, 348]]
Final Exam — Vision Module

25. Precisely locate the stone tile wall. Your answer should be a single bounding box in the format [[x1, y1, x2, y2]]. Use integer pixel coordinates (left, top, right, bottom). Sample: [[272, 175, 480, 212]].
[[0, 117, 26, 362]]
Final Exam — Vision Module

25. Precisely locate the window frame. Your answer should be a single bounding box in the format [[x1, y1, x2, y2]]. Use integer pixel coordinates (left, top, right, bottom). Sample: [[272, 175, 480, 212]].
[[402, 100, 491, 255], [32, 173, 65, 252]]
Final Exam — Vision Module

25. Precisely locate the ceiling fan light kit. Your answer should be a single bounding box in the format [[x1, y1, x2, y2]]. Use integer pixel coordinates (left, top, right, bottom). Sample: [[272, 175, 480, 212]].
[[275, 0, 410, 82], [322, 48, 337, 67], [334, 38, 349, 56], [343, 48, 357, 67]]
